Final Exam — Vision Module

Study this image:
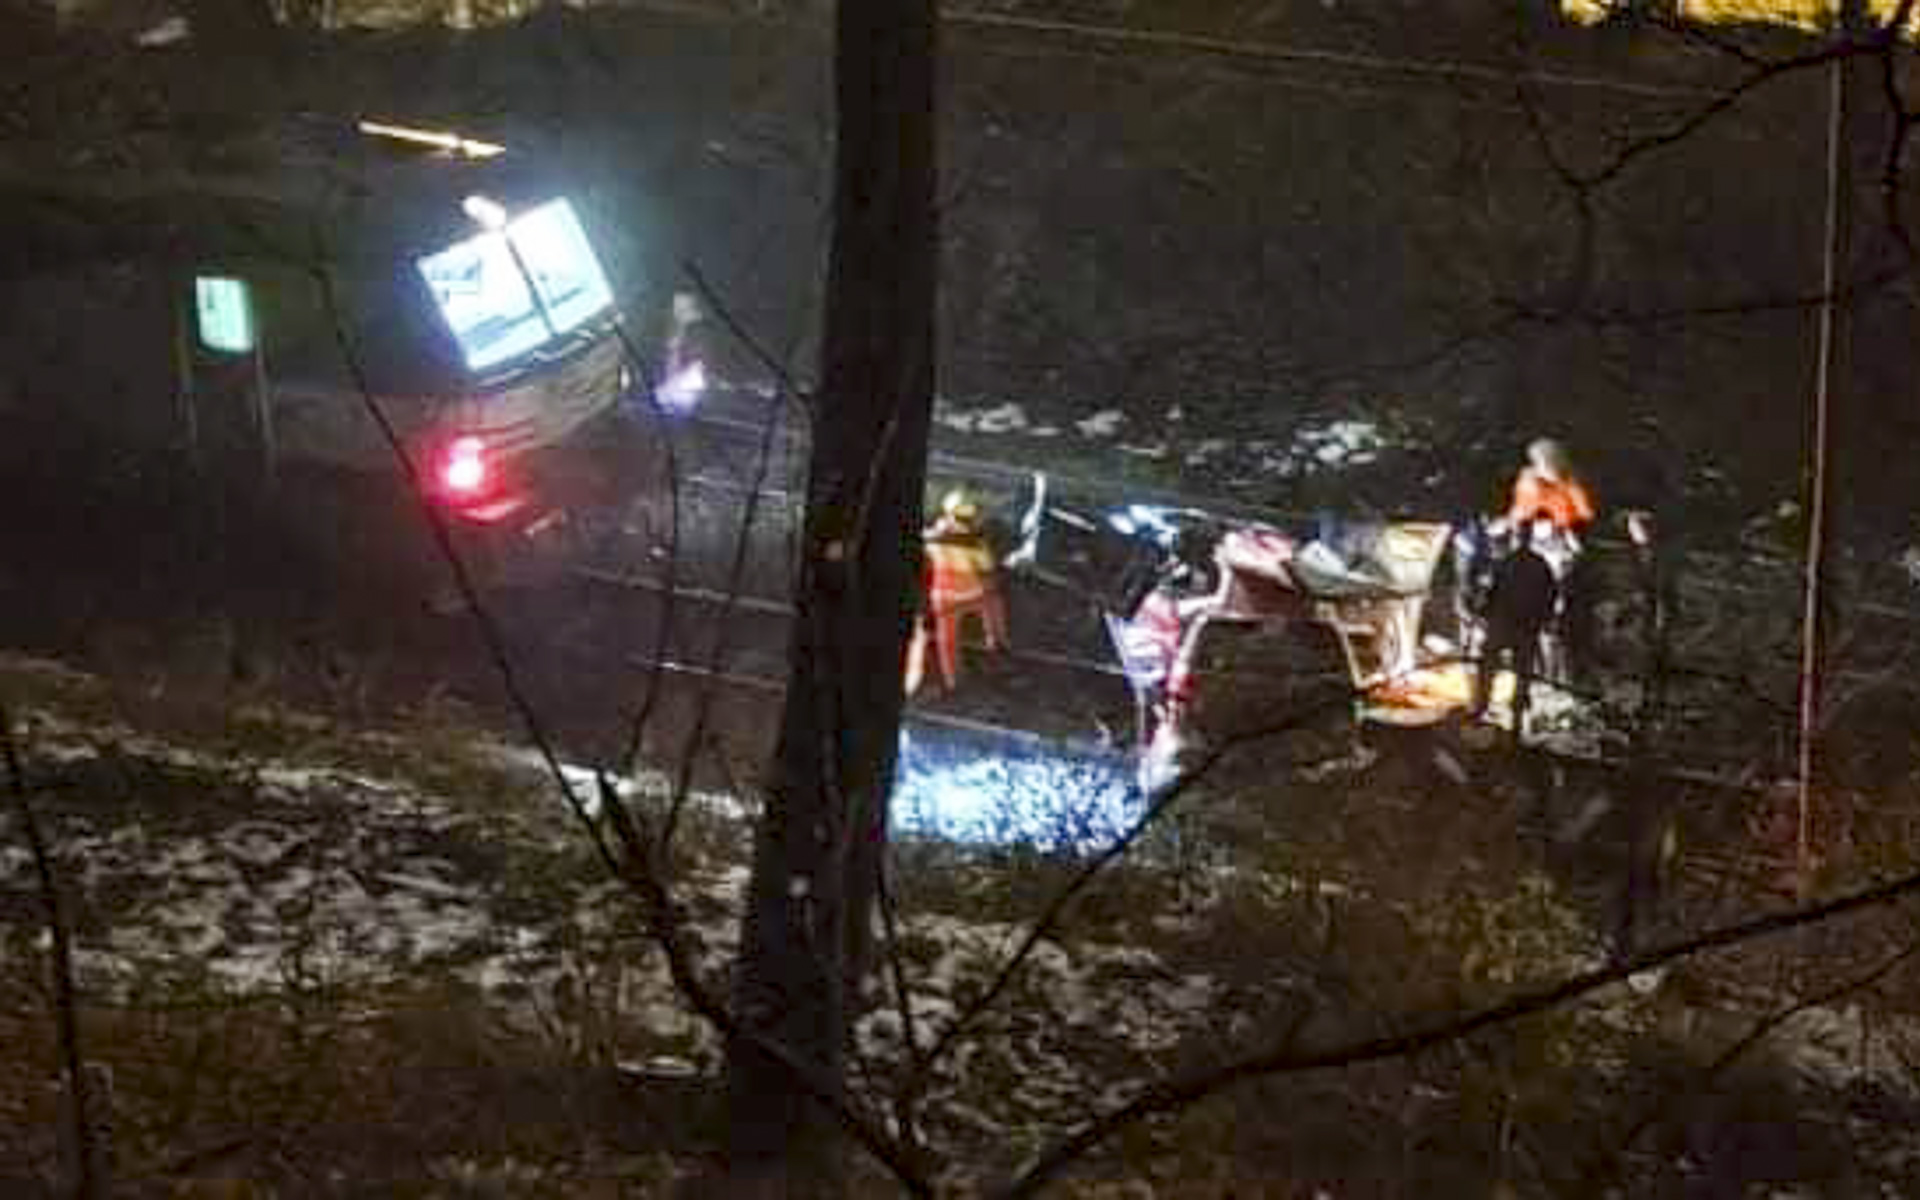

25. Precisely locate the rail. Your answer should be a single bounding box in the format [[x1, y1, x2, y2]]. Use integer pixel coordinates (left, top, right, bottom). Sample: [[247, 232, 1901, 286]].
[[578, 565, 1131, 679], [663, 404, 1920, 629], [627, 654, 1123, 751]]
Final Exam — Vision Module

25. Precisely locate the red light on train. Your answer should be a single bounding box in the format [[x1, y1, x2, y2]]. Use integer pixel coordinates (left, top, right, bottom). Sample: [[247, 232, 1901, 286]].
[[441, 436, 487, 495]]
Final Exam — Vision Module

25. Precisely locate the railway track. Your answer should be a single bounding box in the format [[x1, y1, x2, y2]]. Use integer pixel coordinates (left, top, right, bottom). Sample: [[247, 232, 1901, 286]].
[[570, 556, 1143, 753], [573, 564, 1130, 679], [672, 404, 1320, 530], [567, 559, 1850, 796], [618, 651, 1128, 752], [658, 398, 1920, 631]]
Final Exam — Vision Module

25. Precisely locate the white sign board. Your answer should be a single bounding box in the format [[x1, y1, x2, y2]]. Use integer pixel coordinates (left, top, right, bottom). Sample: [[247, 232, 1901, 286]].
[[194, 276, 254, 354]]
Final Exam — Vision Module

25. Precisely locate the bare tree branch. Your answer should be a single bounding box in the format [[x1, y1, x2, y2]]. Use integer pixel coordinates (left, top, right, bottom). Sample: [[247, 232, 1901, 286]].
[[875, 858, 926, 1158], [661, 330, 791, 858], [1873, 11, 1920, 265], [1570, 42, 1842, 193], [1611, 937, 1920, 1165], [608, 335, 687, 778], [596, 775, 936, 1198], [998, 861, 1920, 1199], [314, 264, 934, 1198], [1499, 8, 1920, 327], [685, 259, 815, 417], [908, 688, 1355, 1107], [1, 701, 105, 1199], [1646, 12, 1772, 69]]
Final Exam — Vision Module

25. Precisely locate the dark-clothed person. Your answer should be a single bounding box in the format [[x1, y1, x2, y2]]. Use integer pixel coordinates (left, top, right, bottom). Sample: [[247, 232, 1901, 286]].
[[1472, 523, 1559, 735]]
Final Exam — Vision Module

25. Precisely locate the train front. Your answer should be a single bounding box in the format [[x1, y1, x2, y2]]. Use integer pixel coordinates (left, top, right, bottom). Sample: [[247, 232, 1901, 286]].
[[412, 185, 632, 530]]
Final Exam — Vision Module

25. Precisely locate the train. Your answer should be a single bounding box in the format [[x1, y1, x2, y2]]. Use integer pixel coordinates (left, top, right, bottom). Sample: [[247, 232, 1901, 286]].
[[0, 117, 664, 601]]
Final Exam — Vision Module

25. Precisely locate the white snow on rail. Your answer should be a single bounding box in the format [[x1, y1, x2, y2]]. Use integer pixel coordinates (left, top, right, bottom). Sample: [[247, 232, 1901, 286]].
[[937, 401, 1032, 435], [1074, 409, 1125, 438]]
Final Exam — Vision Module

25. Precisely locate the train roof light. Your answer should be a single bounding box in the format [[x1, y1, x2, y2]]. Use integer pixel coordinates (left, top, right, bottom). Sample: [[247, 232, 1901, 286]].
[[358, 119, 506, 160], [461, 194, 509, 231]]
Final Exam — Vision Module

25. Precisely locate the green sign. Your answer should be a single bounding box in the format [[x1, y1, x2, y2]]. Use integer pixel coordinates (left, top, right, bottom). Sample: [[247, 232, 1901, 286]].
[[194, 276, 254, 354]]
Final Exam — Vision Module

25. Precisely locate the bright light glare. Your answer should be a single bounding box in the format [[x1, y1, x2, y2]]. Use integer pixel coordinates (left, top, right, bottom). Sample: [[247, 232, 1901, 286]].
[[505, 200, 615, 334], [659, 361, 707, 412], [893, 727, 1139, 851], [418, 198, 615, 373], [442, 437, 487, 494], [418, 231, 543, 370]]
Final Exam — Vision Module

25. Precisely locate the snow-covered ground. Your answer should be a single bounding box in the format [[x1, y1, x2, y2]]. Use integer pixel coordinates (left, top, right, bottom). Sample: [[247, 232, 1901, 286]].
[[7, 653, 1920, 1190], [0, 670, 1237, 1153], [934, 398, 1421, 485]]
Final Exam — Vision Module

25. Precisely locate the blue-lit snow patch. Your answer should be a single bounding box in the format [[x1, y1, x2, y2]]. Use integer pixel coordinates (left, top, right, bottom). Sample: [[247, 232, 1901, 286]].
[[892, 724, 1141, 851]]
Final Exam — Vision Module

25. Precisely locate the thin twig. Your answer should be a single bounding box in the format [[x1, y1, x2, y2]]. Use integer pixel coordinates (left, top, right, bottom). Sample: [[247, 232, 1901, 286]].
[[1509, 30, 1598, 316], [661, 340, 791, 857], [315, 267, 593, 834], [313, 267, 931, 1197], [685, 260, 815, 418], [610, 333, 685, 778], [1572, 40, 1871, 194], [1647, 13, 1770, 69], [998, 861, 1920, 1199], [1875, 19, 1919, 267], [909, 689, 1354, 1103], [875, 857, 925, 1154], [1612, 938, 1920, 1164], [1, 701, 103, 1199], [598, 775, 935, 1198]]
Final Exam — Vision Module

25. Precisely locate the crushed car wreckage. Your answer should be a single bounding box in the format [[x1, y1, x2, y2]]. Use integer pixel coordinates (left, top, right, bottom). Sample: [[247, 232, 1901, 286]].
[[1004, 473, 1634, 785]]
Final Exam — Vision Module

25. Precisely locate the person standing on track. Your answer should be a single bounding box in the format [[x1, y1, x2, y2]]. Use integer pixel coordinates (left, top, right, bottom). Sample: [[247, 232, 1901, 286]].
[[909, 490, 1010, 694], [1472, 519, 1559, 738]]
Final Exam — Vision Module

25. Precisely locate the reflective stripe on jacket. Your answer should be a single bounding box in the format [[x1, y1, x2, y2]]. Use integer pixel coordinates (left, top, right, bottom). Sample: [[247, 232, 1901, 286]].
[[926, 535, 997, 607]]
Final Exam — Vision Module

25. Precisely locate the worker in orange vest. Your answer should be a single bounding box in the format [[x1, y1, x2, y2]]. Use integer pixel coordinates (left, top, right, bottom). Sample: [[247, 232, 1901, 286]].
[[907, 490, 1009, 694], [1504, 437, 1597, 688], [1506, 437, 1596, 542]]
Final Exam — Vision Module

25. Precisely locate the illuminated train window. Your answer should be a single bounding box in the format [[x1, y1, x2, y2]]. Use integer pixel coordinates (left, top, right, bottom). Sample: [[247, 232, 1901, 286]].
[[416, 198, 614, 373]]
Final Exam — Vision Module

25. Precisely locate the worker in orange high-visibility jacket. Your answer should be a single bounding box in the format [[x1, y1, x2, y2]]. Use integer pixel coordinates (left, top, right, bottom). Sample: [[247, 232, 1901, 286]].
[[909, 490, 1010, 694], [1506, 438, 1596, 540]]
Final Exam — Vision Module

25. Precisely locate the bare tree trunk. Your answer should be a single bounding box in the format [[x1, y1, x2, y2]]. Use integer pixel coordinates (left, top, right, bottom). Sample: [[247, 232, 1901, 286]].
[[723, 0, 937, 1188]]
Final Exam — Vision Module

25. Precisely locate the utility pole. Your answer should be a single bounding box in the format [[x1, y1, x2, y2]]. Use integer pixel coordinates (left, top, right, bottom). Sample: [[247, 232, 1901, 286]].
[[1798, 1, 1864, 899]]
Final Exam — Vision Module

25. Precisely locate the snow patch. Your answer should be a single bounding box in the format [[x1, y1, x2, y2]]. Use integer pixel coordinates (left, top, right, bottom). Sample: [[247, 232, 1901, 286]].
[[1899, 545, 1920, 585], [135, 16, 191, 47], [1293, 418, 1387, 468], [935, 402, 1030, 436], [1074, 409, 1125, 438], [1185, 438, 1230, 465], [972, 403, 1030, 434]]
